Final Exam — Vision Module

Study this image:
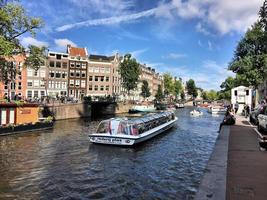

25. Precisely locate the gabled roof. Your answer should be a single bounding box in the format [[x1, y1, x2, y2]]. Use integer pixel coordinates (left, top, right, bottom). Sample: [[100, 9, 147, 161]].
[[67, 45, 87, 57], [89, 54, 114, 62]]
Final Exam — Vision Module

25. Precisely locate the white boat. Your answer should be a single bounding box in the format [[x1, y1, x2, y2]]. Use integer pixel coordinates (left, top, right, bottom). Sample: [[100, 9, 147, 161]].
[[129, 105, 156, 113], [175, 103, 185, 108], [208, 106, 227, 114], [190, 109, 203, 116], [89, 112, 177, 146]]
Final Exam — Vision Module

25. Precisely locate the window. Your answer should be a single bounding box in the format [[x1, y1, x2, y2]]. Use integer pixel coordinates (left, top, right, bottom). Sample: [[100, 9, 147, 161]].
[[40, 80, 45, 87], [70, 89, 73, 95], [75, 80, 80, 87], [100, 85, 104, 91], [63, 55, 68, 58], [62, 82, 67, 89], [34, 70, 38, 76], [70, 70, 75, 77], [88, 67, 93, 72], [82, 63, 87, 69], [10, 82, 16, 90], [34, 80, 39, 87], [49, 61, 55, 67], [56, 72, 61, 78], [81, 80, 86, 88], [89, 76, 93, 81], [18, 82, 22, 90], [100, 67, 105, 73], [81, 71, 86, 78], [56, 54, 61, 60], [94, 85, 98, 91], [89, 85, 92, 91], [62, 72, 67, 79], [70, 62, 75, 68], [106, 67, 110, 73], [100, 76, 104, 82], [76, 63, 80, 68], [106, 76, 110, 82], [94, 67, 99, 73], [50, 71, 55, 78], [56, 62, 61, 68], [76, 70, 80, 78], [41, 91, 45, 97], [95, 76, 98, 81], [69, 79, 74, 87], [27, 91, 32, 98], [27, 69, 33, 76], [62, 62, 68, 68], [40, 70, 46, 77], [106, 85, 109, 91], [34, 91, 38, 98], [27, 81, 33, 87], [49, 53, 55, 56]]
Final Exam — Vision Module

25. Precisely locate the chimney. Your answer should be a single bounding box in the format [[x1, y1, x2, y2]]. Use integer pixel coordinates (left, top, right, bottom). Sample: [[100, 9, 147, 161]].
[[66, 44, 71, 53]]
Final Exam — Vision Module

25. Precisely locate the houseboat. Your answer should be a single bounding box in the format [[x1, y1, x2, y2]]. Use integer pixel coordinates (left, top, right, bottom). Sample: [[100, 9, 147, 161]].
[[89, 111, 177, 146], [129, 104, 156, 113], [208, 106, 227, 115]]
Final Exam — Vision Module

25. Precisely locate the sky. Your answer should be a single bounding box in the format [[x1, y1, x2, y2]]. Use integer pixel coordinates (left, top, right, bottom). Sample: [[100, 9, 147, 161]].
[[19, 0, 264, 90]]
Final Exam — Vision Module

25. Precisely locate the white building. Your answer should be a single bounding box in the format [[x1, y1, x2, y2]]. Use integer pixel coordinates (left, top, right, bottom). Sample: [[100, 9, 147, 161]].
[[231, 86, 252, 114]]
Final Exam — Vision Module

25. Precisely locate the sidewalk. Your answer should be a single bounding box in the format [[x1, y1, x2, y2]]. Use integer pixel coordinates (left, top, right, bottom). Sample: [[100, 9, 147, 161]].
[[195, 115, 267, 200], [226, 116, 267, 200]]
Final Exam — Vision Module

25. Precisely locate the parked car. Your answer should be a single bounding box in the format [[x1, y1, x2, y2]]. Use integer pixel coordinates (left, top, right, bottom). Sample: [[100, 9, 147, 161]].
[[258, 106, 267, 133], [249, 104, 266, 125]]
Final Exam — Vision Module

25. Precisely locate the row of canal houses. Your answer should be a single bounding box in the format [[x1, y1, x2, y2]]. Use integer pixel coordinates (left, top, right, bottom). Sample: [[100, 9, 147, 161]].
[[0, 45, 163, 101]]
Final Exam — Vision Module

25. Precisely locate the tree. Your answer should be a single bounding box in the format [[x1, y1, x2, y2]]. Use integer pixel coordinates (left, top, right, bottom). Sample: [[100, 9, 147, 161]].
[[186, 79, 198, 98], [220, 76, 236, 91], [201, 91, 208, 100], [119, 54, 141, 95], [174, 79, 182, 99], [228, 1, 267, 88], [155, 84, 164, 102], [180, 90, 185, 100], [0, 2, 46, 83], [163, 73, 174, 96], [206, 90, 218, 101], [140, 80, 151, 99]]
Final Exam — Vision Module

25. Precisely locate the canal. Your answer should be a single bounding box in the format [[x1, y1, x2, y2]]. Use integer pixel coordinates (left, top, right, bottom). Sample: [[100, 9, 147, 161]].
[[0, 107, 223, 200]]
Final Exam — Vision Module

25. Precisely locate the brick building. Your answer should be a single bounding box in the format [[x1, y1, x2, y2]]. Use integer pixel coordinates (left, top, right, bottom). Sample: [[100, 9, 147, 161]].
[[67, 45, 88, 99]]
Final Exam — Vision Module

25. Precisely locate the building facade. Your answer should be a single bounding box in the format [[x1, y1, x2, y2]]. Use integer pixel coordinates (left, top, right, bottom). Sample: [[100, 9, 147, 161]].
[[0, 55, 27, 99], [47, 51, 69, 97], [87, 53, 121, 97], [67, 45, 88, 99]]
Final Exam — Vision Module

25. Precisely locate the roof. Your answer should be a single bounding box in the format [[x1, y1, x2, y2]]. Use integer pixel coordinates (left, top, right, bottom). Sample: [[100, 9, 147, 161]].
[[68, 46, 87, 57], [89, 54, 114, 62]]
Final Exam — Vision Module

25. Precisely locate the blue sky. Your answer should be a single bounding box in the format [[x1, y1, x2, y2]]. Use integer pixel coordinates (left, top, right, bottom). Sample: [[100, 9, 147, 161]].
[[20, 0, 264, 90]]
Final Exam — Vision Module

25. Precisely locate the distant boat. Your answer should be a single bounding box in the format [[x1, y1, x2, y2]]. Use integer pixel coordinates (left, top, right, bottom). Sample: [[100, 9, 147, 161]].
[[190, 109, 203, 116], [129, 105, 156, 113], [175, 103, 185, 108], [89, 111, 177, 146], [208, 106, 227, 114]]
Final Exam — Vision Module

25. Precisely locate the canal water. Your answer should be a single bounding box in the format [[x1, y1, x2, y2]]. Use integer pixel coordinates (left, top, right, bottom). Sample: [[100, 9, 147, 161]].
[[0, 107, 223, 200]]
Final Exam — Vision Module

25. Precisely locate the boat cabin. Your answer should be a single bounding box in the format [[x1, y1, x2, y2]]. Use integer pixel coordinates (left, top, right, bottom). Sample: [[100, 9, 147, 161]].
[[96, 112, 175, 136]]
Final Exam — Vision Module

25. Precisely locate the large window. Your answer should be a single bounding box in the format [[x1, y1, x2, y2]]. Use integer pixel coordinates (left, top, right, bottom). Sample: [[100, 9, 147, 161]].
[[27, 91, 32, 98], [100, 76, 104, 82], [106, 67, 110, 73], [62, 72, 67, 79], [75, 80, 80, 87], [50, 71, 55, 78], [81, 80, 86, 88], [34, 70, 38, 76], [27, 81, 33, 87], [89, 85, 92, 91], [106, 76, 110, 82], [49, 61, 55, 67], [70, 70, 75, 77], [27, 69, 33, 76], [69, 79, 74, 87], [100, 85, 104, 91], [18, 82, 22, 90], [81, 71, 86, 78], [94, 85, 98, 91], [34, 80, 39, 87], [56, 62, 61, 68], [56, 72, 61, 78], [41, 91, 45, 97], [70, 62, 75, 68], [76, 70, 80, 78], [106, 85, 109, 91], [95, 76, 98, 81], [76, 63, 80, 68], [62, 62, 68, 68], [82, 63, 87, 69], [89, 76, 93, 81], [34, 91, 38, 98]]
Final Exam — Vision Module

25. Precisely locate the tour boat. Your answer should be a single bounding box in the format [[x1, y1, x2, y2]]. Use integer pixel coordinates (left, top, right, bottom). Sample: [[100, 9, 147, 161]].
[[190, 109, 203, 116], [208, 106, 227, 114], [89, 111, 177, 146], [129, 105, 156, 113]]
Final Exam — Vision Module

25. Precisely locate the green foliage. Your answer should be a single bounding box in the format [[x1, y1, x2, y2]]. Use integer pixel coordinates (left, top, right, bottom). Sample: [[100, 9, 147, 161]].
[[24, 45, 46, 70], [174, 79, 182, 98], [44, 116, 53, 123], [180, 90, 185, 100], [220, 76, 236, 91], [202, 90, 218, 101], [119, 54, 141, 94], [0, 2, 45, 84], [228, 1, 267, 88], [217, 90, 231, 100], [201, 91, 208, 100], [140, 80, 151, 99], [155, 85, 164, 102], [163, 73, 174, 95], [186, 79, 198, 98]]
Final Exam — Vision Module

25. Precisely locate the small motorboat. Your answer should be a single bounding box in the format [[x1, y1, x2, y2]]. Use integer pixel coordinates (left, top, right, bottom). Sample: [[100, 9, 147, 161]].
[[208, 106, 227, 114], [129, 105, 156, 113], [190, 109, 203, 116], [89, 111, 177, 146]]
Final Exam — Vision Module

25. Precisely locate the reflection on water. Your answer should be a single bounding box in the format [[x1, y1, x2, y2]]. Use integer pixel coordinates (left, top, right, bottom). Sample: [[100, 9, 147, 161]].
[[0, 107, 223, 199]]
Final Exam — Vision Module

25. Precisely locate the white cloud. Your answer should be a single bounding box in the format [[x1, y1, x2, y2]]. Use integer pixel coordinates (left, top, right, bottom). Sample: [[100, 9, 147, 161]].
[[130, 48, 148, 58], [54, 38, 77, 49], [56, 7, 158, 31], [162, 53, 187, 59], [21, 37, 48, 47]]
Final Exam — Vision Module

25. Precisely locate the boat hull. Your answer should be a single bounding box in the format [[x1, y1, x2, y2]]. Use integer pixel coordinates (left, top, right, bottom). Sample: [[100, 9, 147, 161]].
[[89, 117, 177, 146]]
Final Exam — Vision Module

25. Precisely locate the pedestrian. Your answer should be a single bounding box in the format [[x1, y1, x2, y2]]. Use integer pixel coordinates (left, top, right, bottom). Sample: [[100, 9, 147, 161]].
[[246, 104, 250, 118], [234, 102, 239, 114], [218, 110, 236, 132]]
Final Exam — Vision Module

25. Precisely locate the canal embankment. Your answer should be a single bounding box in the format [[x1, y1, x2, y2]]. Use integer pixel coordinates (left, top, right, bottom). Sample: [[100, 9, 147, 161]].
[[195, 115, 267, 200]]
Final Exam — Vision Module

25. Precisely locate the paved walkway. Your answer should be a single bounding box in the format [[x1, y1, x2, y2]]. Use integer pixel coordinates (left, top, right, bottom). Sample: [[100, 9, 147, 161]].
[[226, 116, 267, 200]]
